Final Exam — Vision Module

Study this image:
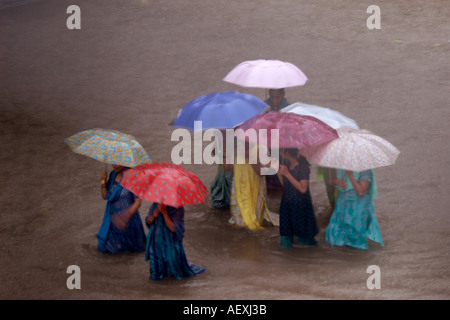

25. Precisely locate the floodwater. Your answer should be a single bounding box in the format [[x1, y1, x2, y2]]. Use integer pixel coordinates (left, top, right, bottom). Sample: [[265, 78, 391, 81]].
[[0, 0, 449, 299]]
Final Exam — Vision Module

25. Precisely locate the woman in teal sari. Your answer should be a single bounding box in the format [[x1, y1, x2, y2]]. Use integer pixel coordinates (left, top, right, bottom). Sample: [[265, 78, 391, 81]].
[[145, 203, 206, 280], [325, 169, 384, 250]]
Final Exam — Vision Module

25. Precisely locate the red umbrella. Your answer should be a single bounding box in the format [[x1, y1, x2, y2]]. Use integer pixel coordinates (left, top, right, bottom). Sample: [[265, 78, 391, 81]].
[[120, 162, 207, 208]]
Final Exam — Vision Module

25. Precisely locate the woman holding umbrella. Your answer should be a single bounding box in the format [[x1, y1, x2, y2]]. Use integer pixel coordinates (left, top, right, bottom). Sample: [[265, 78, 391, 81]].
[[300, 127, 399, 249], [98, 164, 146, 253], [119, 162, 207, 280], [325, 169, 384, 250], [65, 128, 150, 254], [277, 149, 318, 247], [145, 203, 206, 280]]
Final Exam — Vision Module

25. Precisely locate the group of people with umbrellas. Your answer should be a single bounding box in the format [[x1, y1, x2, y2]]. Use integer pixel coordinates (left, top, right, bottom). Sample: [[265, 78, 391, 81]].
[[65, 59, 400, 281], [65, 130, 207, 280]]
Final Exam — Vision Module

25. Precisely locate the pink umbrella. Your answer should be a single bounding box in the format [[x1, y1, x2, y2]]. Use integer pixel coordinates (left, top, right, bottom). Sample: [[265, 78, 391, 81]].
[[236, 112, 338, 149], [223, 59, 308, 89], [300, 127, 400, 171]]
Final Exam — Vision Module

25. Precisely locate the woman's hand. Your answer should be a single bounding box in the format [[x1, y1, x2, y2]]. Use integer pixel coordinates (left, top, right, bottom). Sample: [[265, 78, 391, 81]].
[[334, 178, 347, 189], [158, 204, 175, 233], [146, 204, 163, 225], [100, 171, 108, 200], [111, 198, 142, 230], [157, 204, 167, 214], [345, 170, 354, 179], [345, 171, 369, 197], [146, 215, 156, 225], [111, 210, 131, 230], [278, 164, 289, 176]]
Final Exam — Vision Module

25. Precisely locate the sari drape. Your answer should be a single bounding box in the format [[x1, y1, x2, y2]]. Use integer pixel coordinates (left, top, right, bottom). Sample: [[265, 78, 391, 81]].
[[229, 163, 279, 230], [145, 203, 205, 280], [97, 170, 146, 253], [210, 164, 233, 209], [325, 169, 384, 249]]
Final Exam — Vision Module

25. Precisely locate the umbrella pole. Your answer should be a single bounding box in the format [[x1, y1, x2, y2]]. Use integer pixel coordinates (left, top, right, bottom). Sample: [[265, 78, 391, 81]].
[[102, 153, 109, 178]]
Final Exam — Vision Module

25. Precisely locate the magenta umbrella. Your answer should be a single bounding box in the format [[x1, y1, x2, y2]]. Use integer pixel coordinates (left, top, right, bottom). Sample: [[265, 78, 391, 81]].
[[223, 59, 308, 89], [235, 112, 338, 149]]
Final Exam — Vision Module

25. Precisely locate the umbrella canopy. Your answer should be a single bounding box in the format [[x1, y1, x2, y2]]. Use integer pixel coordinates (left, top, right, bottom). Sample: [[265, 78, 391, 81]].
[[280, 102, 360, 130], [236, 111, 338, 149], [172, 91, 268, 130], [223, 59, 308, 89], [300, 127, 400, 171], [120, 162, 207, 208], [65, 128, 151, 167]]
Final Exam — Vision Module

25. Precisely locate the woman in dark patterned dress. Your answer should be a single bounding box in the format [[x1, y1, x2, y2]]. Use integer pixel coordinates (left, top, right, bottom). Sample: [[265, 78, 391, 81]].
[[277, 149, 318, 248]]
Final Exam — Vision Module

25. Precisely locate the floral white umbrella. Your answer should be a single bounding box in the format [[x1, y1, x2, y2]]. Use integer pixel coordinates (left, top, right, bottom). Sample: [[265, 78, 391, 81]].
[[300, 127, 400, 172], [65, 128, 151, 167]]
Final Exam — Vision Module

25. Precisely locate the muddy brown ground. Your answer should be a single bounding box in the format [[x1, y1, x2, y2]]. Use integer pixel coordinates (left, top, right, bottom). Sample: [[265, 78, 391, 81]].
[[0, 0, 449, 299]]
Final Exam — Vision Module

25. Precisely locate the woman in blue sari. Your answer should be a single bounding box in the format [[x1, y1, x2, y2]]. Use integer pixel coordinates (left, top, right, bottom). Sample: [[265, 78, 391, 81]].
[[325, 169, 384, 250], [145, 203, 206, 280], [97, 164, 146, 253]]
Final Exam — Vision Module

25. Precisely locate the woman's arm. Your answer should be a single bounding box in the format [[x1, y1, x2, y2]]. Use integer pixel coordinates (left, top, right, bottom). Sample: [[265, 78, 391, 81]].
[[285, 173, 308, 194], [127, 198, 142, 216], [346, 171, 369, 197], [100, 171, 108, 200], [145, 206, 159, 226], [277, 163, 285, 186], [279, 165, 308, 194], [277, 171, 284, 187], [159, 205, 175, 233], [111, 198, 142, 230]]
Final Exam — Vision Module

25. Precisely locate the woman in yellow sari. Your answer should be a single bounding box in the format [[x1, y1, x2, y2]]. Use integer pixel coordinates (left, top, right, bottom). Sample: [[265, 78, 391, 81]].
[[229, 144, 279, 230]]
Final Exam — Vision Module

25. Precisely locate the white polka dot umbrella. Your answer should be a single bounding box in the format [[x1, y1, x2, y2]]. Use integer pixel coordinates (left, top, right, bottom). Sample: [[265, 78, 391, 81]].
[[300, 127, 400, 172]]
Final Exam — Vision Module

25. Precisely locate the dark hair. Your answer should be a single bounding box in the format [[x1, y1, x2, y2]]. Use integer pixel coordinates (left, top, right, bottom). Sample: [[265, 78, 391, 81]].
[[282, 148, 310, 166], [283, 148, 299, 158], [268, 88, 285, 95]]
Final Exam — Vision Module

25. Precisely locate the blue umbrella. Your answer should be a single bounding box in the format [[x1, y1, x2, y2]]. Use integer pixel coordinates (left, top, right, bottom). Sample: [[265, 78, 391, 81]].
[[172, 91, 268, 130]]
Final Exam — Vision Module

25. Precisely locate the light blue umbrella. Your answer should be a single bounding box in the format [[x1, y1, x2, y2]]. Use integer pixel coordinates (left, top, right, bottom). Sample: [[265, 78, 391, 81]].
[[280, 102, 360, 129], [172, 91, 268, 130]]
